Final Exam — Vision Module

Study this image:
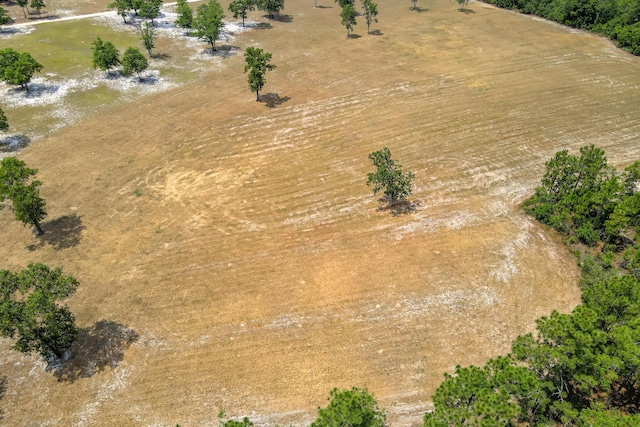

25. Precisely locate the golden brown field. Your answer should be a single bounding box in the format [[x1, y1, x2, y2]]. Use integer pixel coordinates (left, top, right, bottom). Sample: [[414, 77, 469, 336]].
[[2, 0, 640, 424]]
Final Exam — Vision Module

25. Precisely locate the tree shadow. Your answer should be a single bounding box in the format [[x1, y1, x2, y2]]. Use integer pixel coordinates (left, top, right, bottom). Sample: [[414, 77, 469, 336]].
[[315, 4, 333, 8], [458, 8, 475, 13], [49, 321, 139, 383], [0, 27, 20, 36], [376, 198, 421, 216], [0, 375, 6, 420], [259, 93, 290, 108], [203, 44, 239, 58], [369, 29, 384, 35], [152, 52, 171, 60], [412, 6, 429, 12], [136, 75, 160, 85], [0, 134, 30, 153], [347, 33, 362, 39], [8, 83, 59, 98], [250, 21, 272, 30], [265, 13, 293, 22], [27, 213, 85, 251]]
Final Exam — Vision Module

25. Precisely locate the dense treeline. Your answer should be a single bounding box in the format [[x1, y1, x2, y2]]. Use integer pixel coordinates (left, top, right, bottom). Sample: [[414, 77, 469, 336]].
[[424, 146, 640, 426], [482, 0, 640, 54]]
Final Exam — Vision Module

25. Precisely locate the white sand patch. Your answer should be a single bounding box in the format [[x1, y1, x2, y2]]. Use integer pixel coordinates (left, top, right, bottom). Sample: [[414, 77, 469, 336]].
[[74, 364, 133, 427]]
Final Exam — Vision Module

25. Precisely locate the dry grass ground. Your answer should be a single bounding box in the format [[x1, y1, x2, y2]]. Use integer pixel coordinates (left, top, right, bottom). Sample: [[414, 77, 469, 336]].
[[3, 0, 640, 425]]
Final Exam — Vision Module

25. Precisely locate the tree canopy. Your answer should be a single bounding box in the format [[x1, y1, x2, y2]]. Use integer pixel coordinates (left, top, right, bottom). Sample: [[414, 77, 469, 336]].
[[311, 387, 386, 427], [361, 0, 378, 34], [340, 3, 357, 37], [175, 0, 194, 33], [0, 107, 7, 132], [91, 37, 121, 76], [229, 0, 255, 26], [121, 47, 149, 78], [244, 46, 276, 101], [0, 263, 79, 360], [0, 48, 43, 92], [108, 0, 131, 23], [139, 21, 157, 56], [0, 7, 12, 29], [257, 0, 285, 18], [193, 0, 226, 51], [366, 147, 415, 207], [30, 0, 45, 17], [0, 157, 47, 235], [139, 0, 163, 24]]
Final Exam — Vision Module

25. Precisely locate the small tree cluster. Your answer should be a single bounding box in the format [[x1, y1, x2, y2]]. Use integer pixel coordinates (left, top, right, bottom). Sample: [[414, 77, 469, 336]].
[[0, 7, 12, 31], [0, 48, 43, 92], [311, 387, 387, 427], [91, 37, 149, 79], [0, 263, 79, 361], [30, 0, 46, 18], [108, 0, 163, 24], [336, 0, 378, 37], [0, 157, 47, 235]]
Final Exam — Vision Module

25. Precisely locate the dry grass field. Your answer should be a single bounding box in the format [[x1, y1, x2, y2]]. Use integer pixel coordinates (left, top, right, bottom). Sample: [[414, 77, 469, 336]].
[[2, 0, 640, 425]]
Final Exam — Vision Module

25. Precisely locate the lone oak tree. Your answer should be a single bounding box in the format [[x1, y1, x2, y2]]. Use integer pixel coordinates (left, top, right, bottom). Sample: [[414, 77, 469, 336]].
[[0, 263, 79, 361], [139, 21, 156, 56], [175, 0, 194, 34], [91, 37, 121, 76], [244, 46, 276, 101], [367, 147, 415, 207], [0, 48, 43, 92], [361, 0, 378, 34], [340, 3, 357, 37], [0, 157, 47, 235], [121, 47, 149, 79], [229, 0, 255, 27], [194, 0, 225, 52]]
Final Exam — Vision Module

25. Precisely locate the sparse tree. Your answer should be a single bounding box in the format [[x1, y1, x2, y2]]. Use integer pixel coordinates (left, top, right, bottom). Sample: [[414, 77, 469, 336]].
[[139, 21, 156, 56], [0, 157, 47, 235], [367, 147, 415, 207], [340, 3, 357, 37], [0, 48, 43, 92], [139, 0, 163, 25], [121, 47, 149, 79], [335, 0, 354, 8], [229, 0, 255, 27], [361, 0, 378, 34], [244, 46, 276, 101], [456, 0, 469, 11], [174, 0, 194, 34], [0, 7, 12, 31], [257, 0, 284, 18], [193, 0, 225, 52], [108, 0, 131, 23], [16, 0, 29, 18], [0, 263, 79, 361], [131, 0, 143, 15], [0, 108, 9, 132], [91, 37, 121, 76], [0, 107, 7, 132], [29, 0, 45, 17], [311, 387, 386, 427], [412, 0, 417, 10]]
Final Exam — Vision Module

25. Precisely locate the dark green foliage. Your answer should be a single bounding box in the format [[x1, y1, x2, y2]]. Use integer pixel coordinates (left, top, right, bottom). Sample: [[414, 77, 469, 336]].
[[335, 0, 355, 8], [524, 145, 632, 245], [0, 7, 12, 28], [121, 47, 149, 78], [108, 0, 131, 23], [367, 147, 415, 207], [0, 157, 47, 235], [311, 387, 386, 427], [0, 263, 78, 360], [91, 37, 121, 76], [361, 0, 378, 34], [139, 0, 163, 24], [482, 0, 640, 55], [0, 48, 43, 92], [229, 0, 255, 26], [175, 0, 194, 33], [340, 4, 357, 37], [244, 46, 276, 101], [29, 0, 45, 17], [0, 106, 7, 132], [194, 0, 225, 51], [139, 21, 156, 56], [257, 0, 284, 18], [424, 357, 545, 426], [220, 417, 253, 427]]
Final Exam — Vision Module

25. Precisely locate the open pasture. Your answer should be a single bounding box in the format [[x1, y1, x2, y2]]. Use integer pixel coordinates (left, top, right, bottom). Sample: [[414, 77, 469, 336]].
[[2, 0, 640, 424]]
